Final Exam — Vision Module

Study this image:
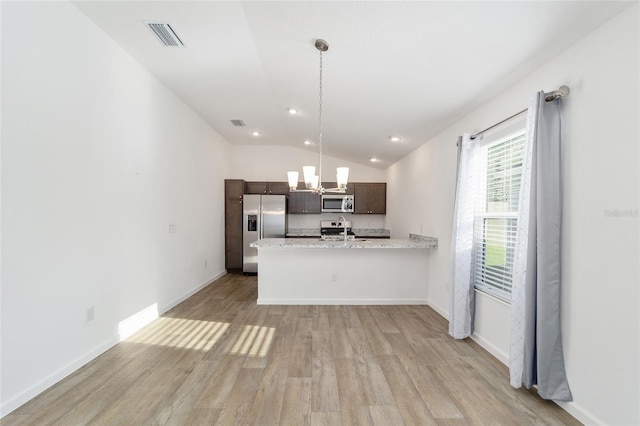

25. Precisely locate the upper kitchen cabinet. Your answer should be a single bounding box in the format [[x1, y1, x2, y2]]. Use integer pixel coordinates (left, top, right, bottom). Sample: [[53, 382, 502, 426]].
[[244, 181, 289, 195], [353, 183, 386, 214], [288, 188, 321, 214], [224, 179, 244, 271], [226, 179, 244, 199]]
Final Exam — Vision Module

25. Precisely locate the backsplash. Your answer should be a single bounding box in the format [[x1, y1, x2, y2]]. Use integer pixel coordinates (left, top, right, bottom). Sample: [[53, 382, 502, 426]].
[[288, 213, 385, 230]]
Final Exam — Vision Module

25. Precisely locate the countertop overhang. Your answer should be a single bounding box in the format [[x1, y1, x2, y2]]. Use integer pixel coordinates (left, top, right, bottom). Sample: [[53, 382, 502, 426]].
[[251, 234, 437, 249]]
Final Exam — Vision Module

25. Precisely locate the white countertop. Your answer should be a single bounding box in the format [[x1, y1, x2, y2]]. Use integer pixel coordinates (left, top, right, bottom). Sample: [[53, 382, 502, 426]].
[[251, 234, 437, 249]]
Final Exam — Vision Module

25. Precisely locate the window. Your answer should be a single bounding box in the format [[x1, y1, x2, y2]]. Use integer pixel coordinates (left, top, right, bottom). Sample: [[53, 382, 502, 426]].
[[472, 129, 526, 301]]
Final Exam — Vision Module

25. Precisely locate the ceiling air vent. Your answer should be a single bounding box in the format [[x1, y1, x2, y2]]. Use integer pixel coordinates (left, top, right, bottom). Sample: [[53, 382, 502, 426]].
[[230, 119, 246, 127], [143, 21, 185, 47]]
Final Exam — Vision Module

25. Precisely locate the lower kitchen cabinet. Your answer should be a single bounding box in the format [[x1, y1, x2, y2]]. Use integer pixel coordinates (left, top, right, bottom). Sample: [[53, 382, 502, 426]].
[[353, 183, 386, 214], [225, 179, 244, 271], [225, 178, 387, 268]]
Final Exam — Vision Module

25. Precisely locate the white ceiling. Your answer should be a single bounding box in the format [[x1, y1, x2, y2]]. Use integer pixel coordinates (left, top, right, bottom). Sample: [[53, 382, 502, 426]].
[[73, 1, 632, 169]]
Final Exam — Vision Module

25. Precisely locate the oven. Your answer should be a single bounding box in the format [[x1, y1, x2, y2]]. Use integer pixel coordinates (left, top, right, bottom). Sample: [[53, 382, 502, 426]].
[[320, 220, 355, 240]]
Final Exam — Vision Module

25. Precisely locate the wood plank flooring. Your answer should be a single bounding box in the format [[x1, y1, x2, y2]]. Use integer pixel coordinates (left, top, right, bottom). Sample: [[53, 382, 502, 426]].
[[3, 274, 581, 425]]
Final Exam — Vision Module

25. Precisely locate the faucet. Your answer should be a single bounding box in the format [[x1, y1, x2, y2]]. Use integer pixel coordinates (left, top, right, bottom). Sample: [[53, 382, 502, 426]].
[[338, 216, 347, 241]]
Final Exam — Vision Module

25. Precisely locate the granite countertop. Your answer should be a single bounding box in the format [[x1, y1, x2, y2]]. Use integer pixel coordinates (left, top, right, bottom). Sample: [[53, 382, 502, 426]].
[[286, 228, 392, 238], [251, 234, 437, 249], [354, 228, 391, 238], [286, 228, 320, 237]]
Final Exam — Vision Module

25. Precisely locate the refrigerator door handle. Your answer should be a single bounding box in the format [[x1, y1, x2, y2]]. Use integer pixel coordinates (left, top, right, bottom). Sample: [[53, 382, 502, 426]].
[[259, 204, 263, 239]]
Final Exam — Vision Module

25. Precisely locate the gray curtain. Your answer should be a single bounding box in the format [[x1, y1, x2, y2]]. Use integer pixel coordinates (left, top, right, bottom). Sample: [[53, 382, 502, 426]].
[[449, 134, 480, 339], [511, 91, 572, 401]]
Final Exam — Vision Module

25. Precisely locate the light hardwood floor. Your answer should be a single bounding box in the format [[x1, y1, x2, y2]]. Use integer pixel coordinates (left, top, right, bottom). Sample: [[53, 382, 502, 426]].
[[3, 273, 581, 425]]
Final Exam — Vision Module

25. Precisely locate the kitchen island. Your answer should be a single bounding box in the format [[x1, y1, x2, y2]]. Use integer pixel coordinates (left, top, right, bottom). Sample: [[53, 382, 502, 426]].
[[250, 235, 437, 305]]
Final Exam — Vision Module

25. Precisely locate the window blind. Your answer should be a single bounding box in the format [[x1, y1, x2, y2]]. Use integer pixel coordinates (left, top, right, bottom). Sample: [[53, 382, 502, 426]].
[[473, 131, 525, 300]]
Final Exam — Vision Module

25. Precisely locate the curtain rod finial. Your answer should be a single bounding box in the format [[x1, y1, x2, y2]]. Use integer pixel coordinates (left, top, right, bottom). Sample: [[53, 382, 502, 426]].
[[546, 85, 570, 101]]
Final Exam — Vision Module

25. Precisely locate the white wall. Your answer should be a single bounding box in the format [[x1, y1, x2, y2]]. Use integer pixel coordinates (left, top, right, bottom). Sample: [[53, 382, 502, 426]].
[[257, 247, 429, 304], [1, 2, 232, 415], [230, 145, 386, 182], [386, 5, 639, 425]]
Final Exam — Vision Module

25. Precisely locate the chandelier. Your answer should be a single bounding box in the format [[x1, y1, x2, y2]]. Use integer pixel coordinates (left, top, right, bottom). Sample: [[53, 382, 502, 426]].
[[287, 39, 349, 194]]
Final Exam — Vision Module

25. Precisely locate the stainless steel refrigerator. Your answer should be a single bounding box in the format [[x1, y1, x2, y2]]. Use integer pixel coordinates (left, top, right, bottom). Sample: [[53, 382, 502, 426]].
[[243, 194, 288, 274]]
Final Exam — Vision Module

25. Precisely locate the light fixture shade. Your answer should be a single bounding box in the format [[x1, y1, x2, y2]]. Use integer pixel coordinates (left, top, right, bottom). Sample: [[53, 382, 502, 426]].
[[303, 166, 316, 189], [311, 175, 319, 190], [287, 171, 299, 190], [336, 167, 349, 189]]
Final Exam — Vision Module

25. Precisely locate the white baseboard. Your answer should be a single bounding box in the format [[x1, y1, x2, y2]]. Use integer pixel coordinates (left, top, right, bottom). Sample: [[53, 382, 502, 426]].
[[0, 271, 226, 418], [159, 270, 226, 314], [427, 300, 449, 319], [257, 298, 429, 305], [427, 299, 510, 365], [0, 337, 120, 417], [4, 275, 604, 426], [470, 332, 509, 365], [554, 400, 605, 426], [426, 299, 604, 425]]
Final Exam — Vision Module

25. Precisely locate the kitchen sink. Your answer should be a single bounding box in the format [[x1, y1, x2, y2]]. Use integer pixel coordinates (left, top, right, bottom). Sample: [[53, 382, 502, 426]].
[[320, 235, 371, 243], [320, 236, 370, 242], [320, 235, 355, 241]]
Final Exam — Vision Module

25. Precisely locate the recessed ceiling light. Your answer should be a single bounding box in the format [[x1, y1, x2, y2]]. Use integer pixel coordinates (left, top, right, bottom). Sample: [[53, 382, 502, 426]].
[[304, 140, 313, 145], [370, 157, 380, 162], [390, 136, 402, 142], [288, 108, 299, 115], [251, 131, 261, 136]]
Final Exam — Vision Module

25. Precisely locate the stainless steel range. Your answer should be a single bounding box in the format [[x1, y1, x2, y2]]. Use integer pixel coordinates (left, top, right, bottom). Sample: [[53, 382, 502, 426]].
[[320, 219, 356, 241]]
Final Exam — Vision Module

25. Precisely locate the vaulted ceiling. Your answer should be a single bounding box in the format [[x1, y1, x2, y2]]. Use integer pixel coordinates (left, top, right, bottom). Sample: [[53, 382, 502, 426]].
[[73, 1, 632, 169]]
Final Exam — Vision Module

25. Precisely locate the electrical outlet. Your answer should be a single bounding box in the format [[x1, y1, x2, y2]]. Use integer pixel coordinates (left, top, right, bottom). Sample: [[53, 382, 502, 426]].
[[86, 306, 95, 322], [168, 223, 177, 234], [331, 273, 338, 282]]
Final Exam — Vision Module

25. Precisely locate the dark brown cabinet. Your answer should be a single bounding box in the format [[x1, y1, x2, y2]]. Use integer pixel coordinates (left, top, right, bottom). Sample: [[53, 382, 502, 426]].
[[353, 183, 386, 214], [224, 179, 244, 271], [244, 181, 289, 195], [225, 180, 387, 267], [288, 188, 321, 214]]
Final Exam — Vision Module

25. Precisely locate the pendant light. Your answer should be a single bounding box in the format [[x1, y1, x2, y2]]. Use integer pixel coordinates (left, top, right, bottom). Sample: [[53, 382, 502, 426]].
[[288, 39, 349, 193]]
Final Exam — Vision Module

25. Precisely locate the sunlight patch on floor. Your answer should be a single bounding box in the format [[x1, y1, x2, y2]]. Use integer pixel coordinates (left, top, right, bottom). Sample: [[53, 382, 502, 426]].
[[229, 325, 275, 357], [125, 317, 230, 351], [118, 303, 159, 340]]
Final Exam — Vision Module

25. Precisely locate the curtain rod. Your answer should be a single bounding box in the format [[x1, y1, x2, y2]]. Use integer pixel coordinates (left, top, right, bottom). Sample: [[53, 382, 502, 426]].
[[469, 85, 570, 140]]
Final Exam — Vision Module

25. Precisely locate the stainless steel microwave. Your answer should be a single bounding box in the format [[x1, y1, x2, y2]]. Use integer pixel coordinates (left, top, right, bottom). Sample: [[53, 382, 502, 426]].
[[321, 194, 354, 213]]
